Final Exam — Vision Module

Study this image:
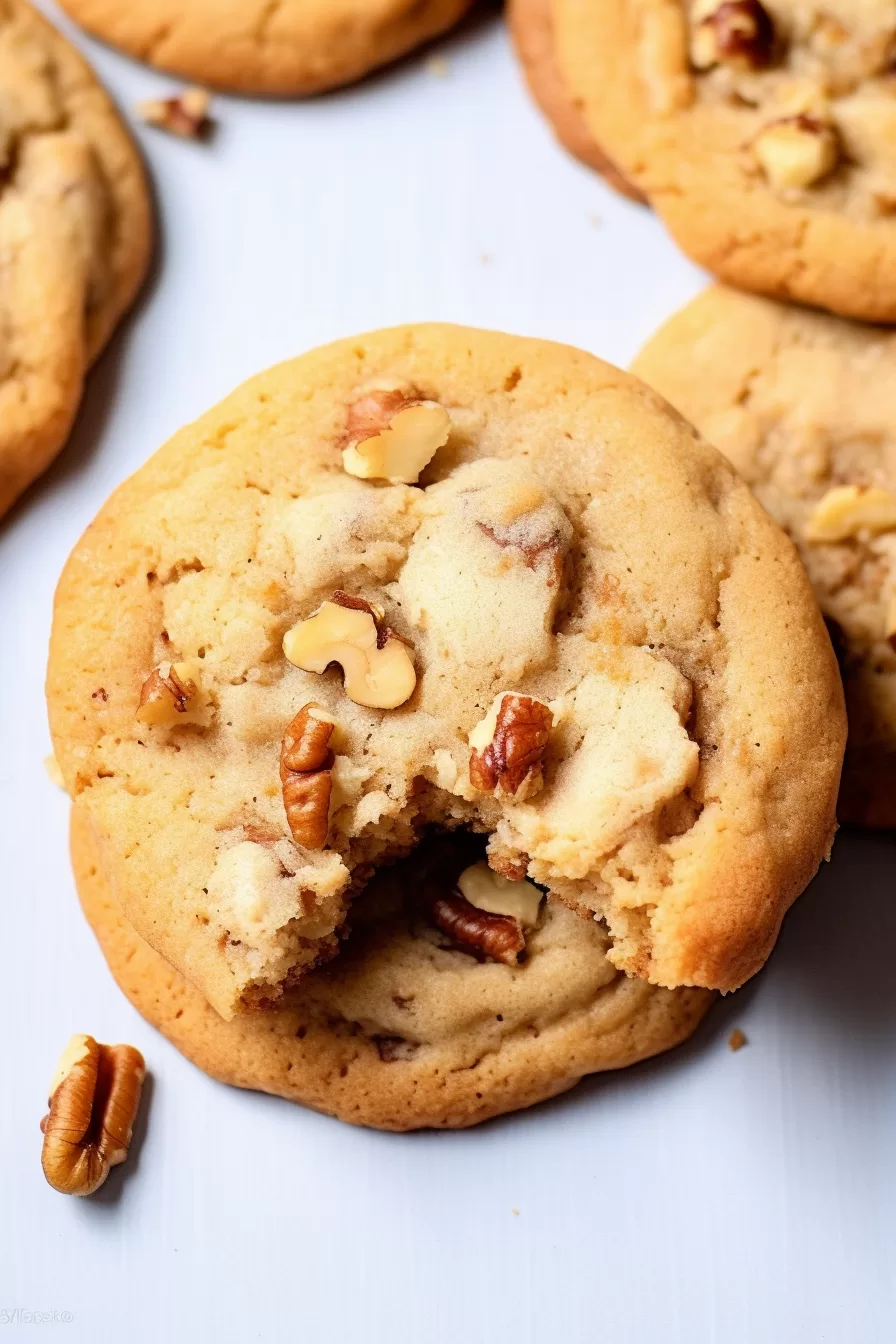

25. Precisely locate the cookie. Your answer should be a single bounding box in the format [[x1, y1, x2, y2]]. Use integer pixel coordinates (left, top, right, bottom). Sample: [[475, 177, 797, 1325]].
[[634, 284, 896, 827], [0, 0, 151, 518], [531, 1, 896, 323], [56, 0, 473, 97], [47, 323, 845, 1020], [72, 806, 715, 1130], [509, 0, 645, 202]]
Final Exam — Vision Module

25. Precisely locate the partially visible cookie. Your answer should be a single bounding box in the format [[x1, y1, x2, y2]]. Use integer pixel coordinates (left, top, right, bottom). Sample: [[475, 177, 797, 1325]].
[[56, 0, 474, 96], [71, 806, 715, 1130], [541, 1, 896, 322], [48, 324, 845, 1019], [0, 0, 151, 517], [509, 0, 645, 202], [634, 284, 896, 826]]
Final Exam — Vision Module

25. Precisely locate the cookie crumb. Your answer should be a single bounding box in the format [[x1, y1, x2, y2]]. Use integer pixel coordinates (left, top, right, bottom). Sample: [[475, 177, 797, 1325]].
[[426, 57, 450, 78], [728, 1027, 748, 1052], [480, 252, 492, 264], [589, 214, 603, 227], [137, 87, 212, 140], [512, 1208, 520, 1216]]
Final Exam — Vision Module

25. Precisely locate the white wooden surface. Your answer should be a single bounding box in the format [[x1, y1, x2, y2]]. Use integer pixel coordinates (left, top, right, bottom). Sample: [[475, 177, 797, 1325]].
[[3, 6, 895, 1340]]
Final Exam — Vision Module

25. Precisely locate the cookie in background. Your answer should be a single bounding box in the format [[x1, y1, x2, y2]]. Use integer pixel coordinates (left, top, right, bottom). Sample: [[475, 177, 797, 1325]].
[[634, 283, 896, 826], [56, 0, 475, 96], [0, 0, 151, 518], [510, 1, 896, 323]]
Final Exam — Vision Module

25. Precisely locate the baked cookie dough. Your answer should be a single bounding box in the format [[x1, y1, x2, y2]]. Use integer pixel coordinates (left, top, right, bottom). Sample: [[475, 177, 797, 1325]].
[[634, 285, 896, 827], [72, 807, 715, 1130], [55, 0, 474, 97], [509, 0, 645, 202], [47, 323, 845, 1019], [530, 1, 896, 322], [0, 0, 151, 517]]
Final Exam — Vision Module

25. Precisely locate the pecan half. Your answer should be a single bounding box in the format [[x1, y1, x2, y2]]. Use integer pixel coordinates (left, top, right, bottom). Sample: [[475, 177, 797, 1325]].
[[431, 894, 525, 966], [469, 693, 553, 800], [693, 1, 775, 70], [280, 703, 336, 848], [40, 1036, 145, 1197]]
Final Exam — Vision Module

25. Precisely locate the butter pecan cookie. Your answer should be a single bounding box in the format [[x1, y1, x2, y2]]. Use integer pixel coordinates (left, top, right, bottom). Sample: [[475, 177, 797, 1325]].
[[518, 1, 896, 322], [635, 284, 896, 826], [71, 807, 715, 1129], [0, 0, 150, 517], [56, 0, 473, 96], [47, 324, 844, 1019]]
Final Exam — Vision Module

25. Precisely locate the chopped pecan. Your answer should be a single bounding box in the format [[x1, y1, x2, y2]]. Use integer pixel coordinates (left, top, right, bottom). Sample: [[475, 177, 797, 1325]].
[[283, 596, 416, 710]]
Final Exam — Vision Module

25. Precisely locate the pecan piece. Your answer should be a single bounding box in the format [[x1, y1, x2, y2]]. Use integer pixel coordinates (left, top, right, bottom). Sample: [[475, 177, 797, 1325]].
[[280, 703, 336, 849], [692, 1, 775, 70], [431, 894, 525, 966], [137, 87, 211, 139], [40, 1035, 145, 1197], [469, 693, 553, 800], [340, 385, 450, 484], [136, 660, 207, 727]]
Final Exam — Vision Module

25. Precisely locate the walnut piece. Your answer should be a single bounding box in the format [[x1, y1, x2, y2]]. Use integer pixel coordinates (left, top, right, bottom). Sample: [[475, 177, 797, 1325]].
[[283, 595, 416, 710], [753, 116, 840, 191], [280, 702, 336, 849], [806, 485, 896, 542], [40, 1035, 145, 1197], [136, 660, 209, 727], [457, 860, 543, 926], [137, 87, 211, 139], [691, 1, 775, 71], [430, 895, 526, 966], [469, 693, 553, 800], [341, 386, 450, 484]]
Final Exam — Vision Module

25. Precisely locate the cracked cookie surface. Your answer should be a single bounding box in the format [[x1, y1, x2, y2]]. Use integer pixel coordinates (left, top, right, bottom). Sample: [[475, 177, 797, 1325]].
[[634, 284, 896, 826], [540, 0, 896, 322], [56, 0, 473, 96], [47, 323, 844, 1018], [0, 0, 151, 517], [70, 806, 714, 1130]]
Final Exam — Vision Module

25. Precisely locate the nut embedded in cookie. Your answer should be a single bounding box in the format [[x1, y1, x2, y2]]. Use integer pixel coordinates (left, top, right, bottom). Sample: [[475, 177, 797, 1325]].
[[136, 660, 211, 726], [341, 387, 450, 484], [282, 595, 416, 710], [690, 0, 775, 72], [469, 692, 553, 800], [753, 115, 840, 191], [280, 703, 337, 849], [805, 484, 896, 542], [430, 860, 543, 965]]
